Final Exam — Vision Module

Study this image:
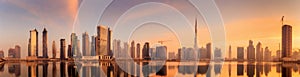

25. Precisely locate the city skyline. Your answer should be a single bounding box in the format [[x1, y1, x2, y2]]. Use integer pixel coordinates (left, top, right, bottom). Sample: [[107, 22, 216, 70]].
[[0, 0, 300, 59]]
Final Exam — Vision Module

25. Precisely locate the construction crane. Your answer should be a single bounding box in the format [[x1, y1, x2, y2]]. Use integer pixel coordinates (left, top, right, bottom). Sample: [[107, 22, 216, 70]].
[[158, 40, 172, 45]]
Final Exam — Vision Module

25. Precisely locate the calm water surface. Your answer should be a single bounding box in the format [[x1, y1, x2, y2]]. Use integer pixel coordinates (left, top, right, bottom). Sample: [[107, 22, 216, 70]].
[[0, 61, 299, 77]]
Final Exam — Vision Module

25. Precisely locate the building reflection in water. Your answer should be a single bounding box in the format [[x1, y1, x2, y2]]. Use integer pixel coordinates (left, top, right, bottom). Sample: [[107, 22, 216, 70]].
[[8, 63, 21, 77], [264, 63, 271, 76], [0, 61, 298, 77], [214, 64, 222, 75], [197, 64, 209, 75], [52, 62, 57, 77], [256, 62, 263, 77], [237, 63, 244, 76], [60, 62, 66, 77], [0, 63, 4, 72], [247, 63, 255, 77], [282, 63, 293, 77]]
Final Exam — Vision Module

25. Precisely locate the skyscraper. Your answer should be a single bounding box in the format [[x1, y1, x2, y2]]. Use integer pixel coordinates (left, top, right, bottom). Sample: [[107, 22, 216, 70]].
[[247, 40, 255, 61], [82, 32, 90, 56], [155, 46, 167, 60], [214, 48, 222, 59], [237, 47, 244, 61], [206, 43, 211, 59], [29, 29, 38, 57], [264, 47, 272, 61], [67, 45, 72, 58], [52, 41, 56, 58], [15, 45, 20, 58], [229, 45, 232, 60], [8, 48, 15, 58], [130, 41, 135, 58], [0, 50, 4, 58], [142, 42, 150, 60], [282, 25, 292, 58], [194, 18, 198, 58], [71, 33, 78, 58], [256, 42, 263, 61], [91, 36, 96, 56], [95, 26, 110, 57], [199, 47, 207, 59], [136, 43, 140, 59], [60, 39, 66, 60], [42, 28, 48, 58]]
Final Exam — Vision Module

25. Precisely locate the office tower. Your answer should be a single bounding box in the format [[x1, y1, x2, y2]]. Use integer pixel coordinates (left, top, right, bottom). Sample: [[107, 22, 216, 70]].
[[52, 41, 56, 58], [142, 42, 150, 59], [15, 45, 20, 58], [107, 28, 112, 57], [228, 45, 232, 59], [155, 46, 167, 59], [237, 47, 244, 61], [67, 45, 72, 58], [199, 47, 207, 59], [214, 48, 221, 59], [71, 33, 78, 58], [282, 25, 292, 58], [123, 42, 129, 59], [29, 29, 38, 56], [0, 50, 4, 58], [206, 43, 211, 59], [28, 39, 31, 57], [91, 36, 96, 56], [256, 42, 263, 61], [60, 39, 66, 60], [194, 18, 198, 57], [8, 48, 15, 58], [82, 32, 90, 56], [112, 39, 121, 58], [77, 40, 81, 57], [168, 52, 176, 60], [177, 48, 181, 60], [264, 47, 272, 61], [136, 43, 141, 59], [42, 28, 48, 58], [95, 26, 111, 57], [130, 41, 135, 58], [247, 40, 255, 61]]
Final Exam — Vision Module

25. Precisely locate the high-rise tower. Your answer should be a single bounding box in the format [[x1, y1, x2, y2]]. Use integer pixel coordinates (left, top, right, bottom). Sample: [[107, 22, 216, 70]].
[[42, 28, 48, 58], [282, 25, 292, 58]]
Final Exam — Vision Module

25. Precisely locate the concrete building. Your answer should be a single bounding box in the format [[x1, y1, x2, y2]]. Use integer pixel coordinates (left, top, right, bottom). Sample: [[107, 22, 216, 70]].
[[264, 47, 272, 61], [247, 40, 255, 61], [91, 36, 96, 56], [136, 43, 141, 59], [237, 47, 244, 61], [206, 43, 212, 59], [70, 33, 78, 58], [155, 46, 167, 60], [214, 48, 222, 60], [29, 29, 38, 57], [95, 26, 111, 57], [0, 50, 4, 58], [52, 41, 57, 58], [60, 39, 66, 60], [42, 28, 48, 58], [130, 41, 135, 58], [142, 42, 150, 59], [14, 45, 20, 58], [282, 25, 292, 58], [256, 42, 263, 61], [199, 47, 207, 59], [82, 32, 90, 56]]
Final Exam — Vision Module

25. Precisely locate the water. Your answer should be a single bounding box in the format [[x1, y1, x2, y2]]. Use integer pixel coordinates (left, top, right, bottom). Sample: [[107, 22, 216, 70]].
[[0, 61, 299, 77]]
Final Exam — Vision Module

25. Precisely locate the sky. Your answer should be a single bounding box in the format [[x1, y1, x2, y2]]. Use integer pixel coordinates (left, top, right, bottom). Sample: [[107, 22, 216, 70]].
[[0, 0, 300, 58]]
